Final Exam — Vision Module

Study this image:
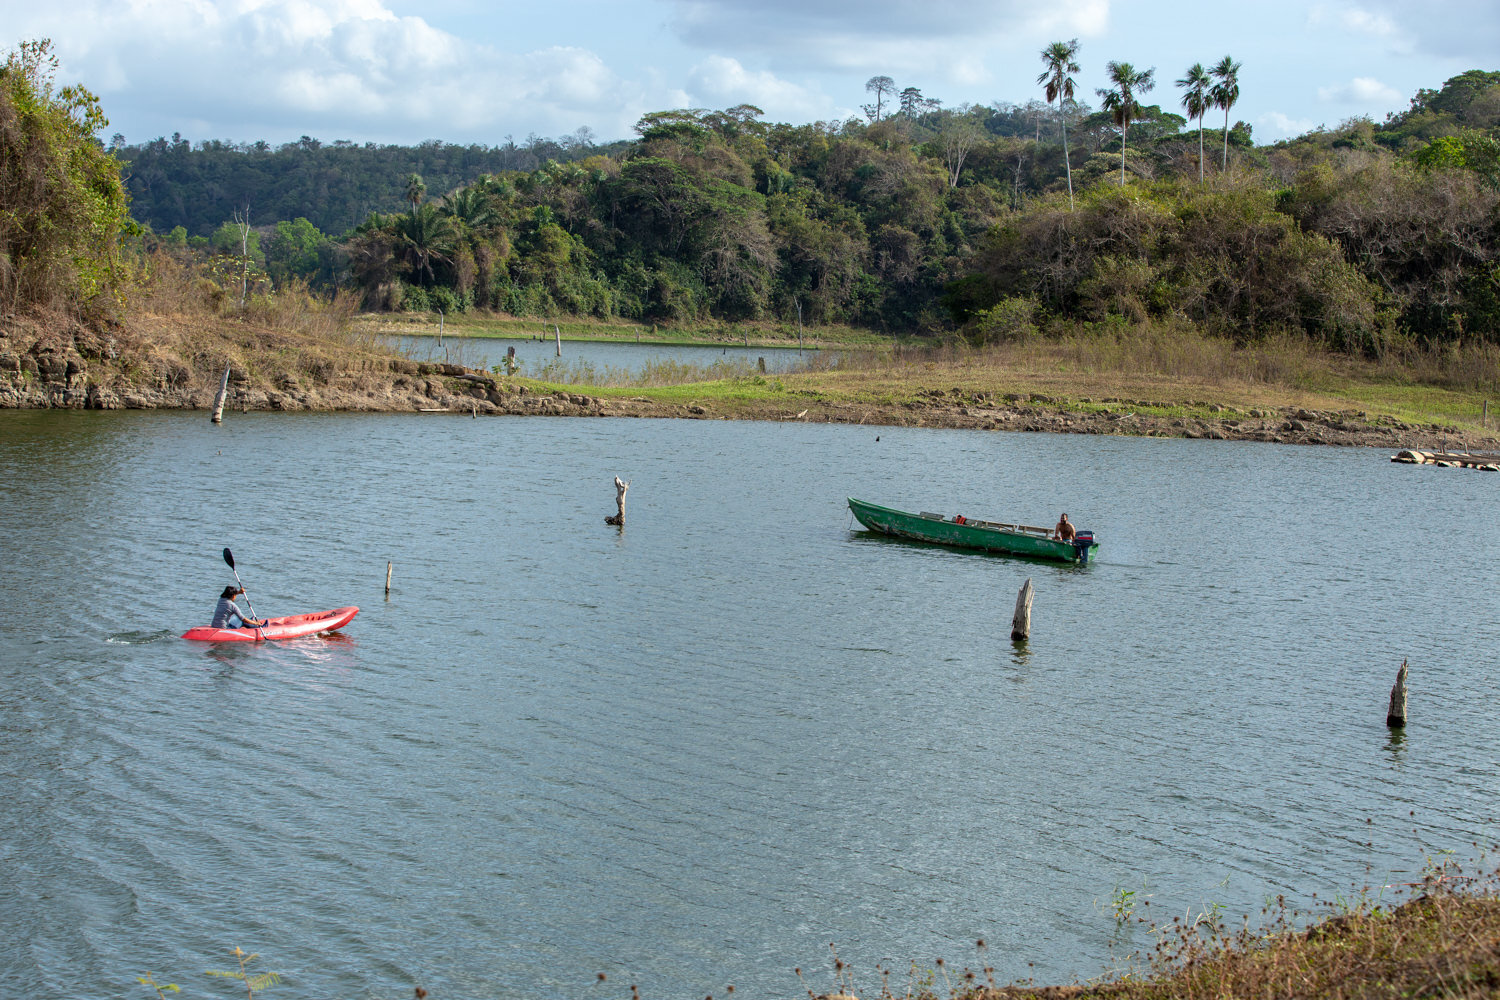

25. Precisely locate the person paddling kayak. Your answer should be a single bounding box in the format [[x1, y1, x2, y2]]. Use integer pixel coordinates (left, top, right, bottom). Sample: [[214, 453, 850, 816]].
[[211, 586, 266, 629]]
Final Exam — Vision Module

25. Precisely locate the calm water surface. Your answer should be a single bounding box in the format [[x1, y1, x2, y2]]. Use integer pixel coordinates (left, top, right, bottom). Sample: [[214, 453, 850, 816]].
[[1, 410, 1497, 999], [386, 334, 819, 378]]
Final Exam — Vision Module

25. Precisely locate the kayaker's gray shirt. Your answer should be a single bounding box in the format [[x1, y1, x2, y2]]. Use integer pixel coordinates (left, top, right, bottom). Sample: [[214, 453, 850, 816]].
[[211, 597, 251, 628]]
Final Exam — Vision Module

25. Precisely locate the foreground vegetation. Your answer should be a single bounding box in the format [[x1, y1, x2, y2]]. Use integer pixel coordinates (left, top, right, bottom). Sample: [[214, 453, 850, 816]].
[[813, 859, 1500, 1000]]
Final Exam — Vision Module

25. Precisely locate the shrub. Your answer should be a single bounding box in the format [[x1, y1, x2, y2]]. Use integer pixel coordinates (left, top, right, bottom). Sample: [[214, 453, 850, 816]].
[[968, 295, 1040, 344], [401, 284, 430, 312], [0, 39, 130, 316]]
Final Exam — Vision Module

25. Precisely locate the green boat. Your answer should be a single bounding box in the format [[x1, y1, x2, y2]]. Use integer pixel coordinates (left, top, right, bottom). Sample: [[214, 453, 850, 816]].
[[847, 497, 1098, 564]]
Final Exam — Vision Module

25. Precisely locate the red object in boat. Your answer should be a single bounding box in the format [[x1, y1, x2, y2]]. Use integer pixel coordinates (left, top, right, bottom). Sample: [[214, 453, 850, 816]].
[[181, 606, 359, 642]]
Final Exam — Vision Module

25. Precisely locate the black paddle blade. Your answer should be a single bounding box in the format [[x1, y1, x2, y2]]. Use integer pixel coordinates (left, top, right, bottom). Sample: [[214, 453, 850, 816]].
[[222, 547, 235, 569]]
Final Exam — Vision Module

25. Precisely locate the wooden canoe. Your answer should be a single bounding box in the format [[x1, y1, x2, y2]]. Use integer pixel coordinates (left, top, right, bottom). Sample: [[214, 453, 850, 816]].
[[848, 498, 1097, 564]]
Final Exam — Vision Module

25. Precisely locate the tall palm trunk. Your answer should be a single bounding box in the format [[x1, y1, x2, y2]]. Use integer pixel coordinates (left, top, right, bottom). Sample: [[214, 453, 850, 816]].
[[1221, 107, 1231, 170], [1062, 123, 1074, 209], [1198, 121, 1205, 183]]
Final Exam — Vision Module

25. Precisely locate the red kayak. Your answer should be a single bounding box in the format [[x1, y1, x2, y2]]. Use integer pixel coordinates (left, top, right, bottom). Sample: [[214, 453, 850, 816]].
[[182, 606, 359, 642]]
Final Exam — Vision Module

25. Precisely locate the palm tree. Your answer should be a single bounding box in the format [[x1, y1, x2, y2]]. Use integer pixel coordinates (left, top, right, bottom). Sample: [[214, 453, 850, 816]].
[[1038, 39, 1082, 209], [1177, 63, 1212, 183], [1096, 61, 1156, 185], [1210, 56, 1242, 171], [440, 187, 495, 232], [404, 173, 426, 215], [394, 204, 456, 287]]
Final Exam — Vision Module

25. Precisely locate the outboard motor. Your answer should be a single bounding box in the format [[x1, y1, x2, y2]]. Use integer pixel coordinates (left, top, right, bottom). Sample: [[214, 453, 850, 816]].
[[1073, 530, 1095, 564]]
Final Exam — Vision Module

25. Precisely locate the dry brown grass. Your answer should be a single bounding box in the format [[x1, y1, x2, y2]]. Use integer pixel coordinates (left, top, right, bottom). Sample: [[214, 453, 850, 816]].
[[791, 860, 1500, 1000], [117, 250, 404, 393], [773, 323, 1500, 432]]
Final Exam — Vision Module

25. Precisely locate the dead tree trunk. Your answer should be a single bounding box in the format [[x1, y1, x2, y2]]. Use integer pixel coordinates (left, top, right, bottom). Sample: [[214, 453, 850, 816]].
[[605, 476, 629, 526], [1387, 659, 1408, 727], [1010, 577, 1033, 641], [211, 364, 231, 423]]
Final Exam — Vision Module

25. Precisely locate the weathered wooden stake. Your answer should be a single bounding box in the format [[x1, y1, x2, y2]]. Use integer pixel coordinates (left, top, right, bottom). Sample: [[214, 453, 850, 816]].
[[1484, 399, 1489, 429], [604, 475, 629, 526], [1386, 658, 1408, 727], [385, 561, 393, 596], [211, 364, 231, 423], [555, 324, 562, 356], [1010, 577, 1034, 641]]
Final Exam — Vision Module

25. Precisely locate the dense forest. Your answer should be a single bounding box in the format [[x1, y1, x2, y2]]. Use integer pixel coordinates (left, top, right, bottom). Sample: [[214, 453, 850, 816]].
[[117, 64, 1500, 350], [114, 130, 626, 239], [10, 31, 1500, 354]]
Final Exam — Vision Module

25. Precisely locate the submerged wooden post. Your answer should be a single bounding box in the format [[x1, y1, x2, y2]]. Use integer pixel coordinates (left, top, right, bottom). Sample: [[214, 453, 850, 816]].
[[211, 364, 231, 423], [1387, 659, 1408, 727], [385, 561, 393, 596], [555, 325, 562, 357], [1011, 578, 1034, 641], [605, 476, 629, 526]]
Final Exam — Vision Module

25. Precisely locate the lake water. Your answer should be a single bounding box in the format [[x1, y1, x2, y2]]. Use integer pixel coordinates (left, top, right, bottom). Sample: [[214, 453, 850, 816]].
[[385, 334, 820, 380], [2, 409, 1497, 1000]]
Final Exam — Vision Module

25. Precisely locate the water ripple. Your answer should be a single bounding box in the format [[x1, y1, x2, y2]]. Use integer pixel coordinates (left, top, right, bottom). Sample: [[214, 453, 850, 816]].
[[2, 412, 1498, 998]]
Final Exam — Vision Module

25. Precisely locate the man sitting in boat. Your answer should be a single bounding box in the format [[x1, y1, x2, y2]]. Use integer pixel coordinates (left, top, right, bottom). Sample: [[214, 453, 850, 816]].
[[211, 586, 265, 629], [1054, 513, 1076, 542]]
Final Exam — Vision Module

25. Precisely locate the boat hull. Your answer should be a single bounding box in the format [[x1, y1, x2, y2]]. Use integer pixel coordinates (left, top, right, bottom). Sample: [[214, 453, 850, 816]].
[[182, 606, 359, 642], [848, 498, 1097, 564]]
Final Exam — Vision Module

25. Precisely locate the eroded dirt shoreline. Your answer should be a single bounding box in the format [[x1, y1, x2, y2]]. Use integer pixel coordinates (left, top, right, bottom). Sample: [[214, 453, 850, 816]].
[[5, 350, 1495, 454]]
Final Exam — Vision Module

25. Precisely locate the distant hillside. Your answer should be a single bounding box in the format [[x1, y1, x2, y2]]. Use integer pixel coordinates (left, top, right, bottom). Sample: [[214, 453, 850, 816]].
[[114, 134, 627, 237], [112, 70, 1500, 349]]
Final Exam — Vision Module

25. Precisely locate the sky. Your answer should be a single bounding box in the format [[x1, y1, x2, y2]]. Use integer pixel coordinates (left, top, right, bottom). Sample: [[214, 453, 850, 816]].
[[6, 0, 1499, 149]]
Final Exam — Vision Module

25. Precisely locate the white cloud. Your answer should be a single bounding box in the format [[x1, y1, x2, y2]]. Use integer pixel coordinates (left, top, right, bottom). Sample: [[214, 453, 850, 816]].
[[1317, 76, 1403, 105], [13, 0, 651, 143], [1307, 2, 1397, 38], [1257, 111, 1316, 140], [685, 56, 823, 115], [1309, 0, 1500, 60], [667, 0, 1111, 74]]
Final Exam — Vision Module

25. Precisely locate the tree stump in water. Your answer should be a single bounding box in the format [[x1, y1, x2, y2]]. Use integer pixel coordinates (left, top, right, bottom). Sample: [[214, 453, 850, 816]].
[[1011, 578, 1033, 641], [1387, 659, 1408, 727], [605, 476, 629, 526], [211, 364, 230, 423]]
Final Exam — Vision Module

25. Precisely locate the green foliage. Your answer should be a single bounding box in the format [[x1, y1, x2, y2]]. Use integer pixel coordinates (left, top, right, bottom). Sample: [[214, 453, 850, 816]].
[[401, 283, 430, 312], [136, 973, 180, 998], [264, 217, 335, 288], [960, 180, 1386, 347], [115, 134, 624, 238], [206, 947, 281, 998], [1413, 129, 1500, 189], [89, 64, 1500, 354], [0, 38, 130, 315], [1279, 155, 1500, 343], [209, 222, 263, 265], [968, 295, 1040, 344]]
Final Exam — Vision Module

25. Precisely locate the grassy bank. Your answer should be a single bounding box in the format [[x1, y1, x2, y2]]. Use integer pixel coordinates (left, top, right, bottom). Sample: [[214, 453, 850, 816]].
[[515, 326, 1500, 442]]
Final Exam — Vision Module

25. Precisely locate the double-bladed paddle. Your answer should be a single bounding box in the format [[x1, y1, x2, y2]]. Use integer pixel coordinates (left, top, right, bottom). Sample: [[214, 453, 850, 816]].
[[222, 547, 261, 624]]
